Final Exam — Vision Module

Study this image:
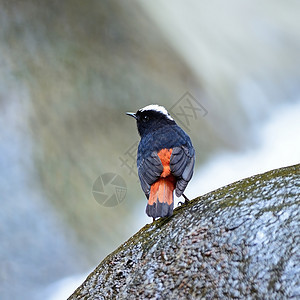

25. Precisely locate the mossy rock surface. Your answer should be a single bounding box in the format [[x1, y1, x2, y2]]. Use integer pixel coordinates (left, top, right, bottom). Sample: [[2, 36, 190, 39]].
[[69, 164, 300, 299]]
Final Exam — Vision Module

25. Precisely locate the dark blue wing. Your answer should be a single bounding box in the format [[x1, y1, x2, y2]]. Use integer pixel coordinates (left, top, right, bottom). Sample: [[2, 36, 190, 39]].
[[170, 145, 195, 197], [137, 151, 163, 198]]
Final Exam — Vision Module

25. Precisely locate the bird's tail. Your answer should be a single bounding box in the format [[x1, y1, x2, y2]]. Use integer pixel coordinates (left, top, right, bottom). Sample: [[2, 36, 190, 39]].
[[146, 176, 176, 219]]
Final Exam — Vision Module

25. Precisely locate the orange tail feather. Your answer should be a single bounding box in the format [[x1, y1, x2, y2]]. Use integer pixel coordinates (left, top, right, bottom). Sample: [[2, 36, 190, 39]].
[[146, 176, 175, 218]]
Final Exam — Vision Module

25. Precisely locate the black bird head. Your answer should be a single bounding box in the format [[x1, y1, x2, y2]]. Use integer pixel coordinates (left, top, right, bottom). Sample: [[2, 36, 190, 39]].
[[126, 105, 176, 137]]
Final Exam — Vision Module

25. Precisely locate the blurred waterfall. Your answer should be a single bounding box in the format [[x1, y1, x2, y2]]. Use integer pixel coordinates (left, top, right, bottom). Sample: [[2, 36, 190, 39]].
[[139, 0, 300, 147], [0, 20, 85, 296], [0, 69, 83, 300], [188, 100, 300, 199]]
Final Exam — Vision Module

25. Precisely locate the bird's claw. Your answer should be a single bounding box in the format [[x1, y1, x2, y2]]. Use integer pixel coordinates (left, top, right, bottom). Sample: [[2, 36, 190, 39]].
[[178, 194, 190, 206]]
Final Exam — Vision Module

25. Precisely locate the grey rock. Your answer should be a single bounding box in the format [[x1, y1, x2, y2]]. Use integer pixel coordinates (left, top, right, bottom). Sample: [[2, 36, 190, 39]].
[[69, 164, 300, 299]]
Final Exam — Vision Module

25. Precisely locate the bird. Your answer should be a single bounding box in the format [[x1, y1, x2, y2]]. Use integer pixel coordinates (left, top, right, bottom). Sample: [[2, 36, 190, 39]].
[[126, 104, 195, 220]]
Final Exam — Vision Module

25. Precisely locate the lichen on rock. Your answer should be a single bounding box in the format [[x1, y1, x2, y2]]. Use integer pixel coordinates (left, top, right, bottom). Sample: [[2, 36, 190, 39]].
[[69, 164, 300, 299]]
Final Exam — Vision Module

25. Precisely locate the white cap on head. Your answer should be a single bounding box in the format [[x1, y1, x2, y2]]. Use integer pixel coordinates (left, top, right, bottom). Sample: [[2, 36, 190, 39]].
[[139, 104, 174, 121]]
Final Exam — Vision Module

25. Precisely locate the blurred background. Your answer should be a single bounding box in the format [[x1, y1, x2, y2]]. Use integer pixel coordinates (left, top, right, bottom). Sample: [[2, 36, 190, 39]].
[[1, 0, 300, 299]]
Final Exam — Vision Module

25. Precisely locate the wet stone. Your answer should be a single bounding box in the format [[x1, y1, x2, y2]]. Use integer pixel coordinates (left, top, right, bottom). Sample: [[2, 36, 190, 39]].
[[68, 164, 300, 300]]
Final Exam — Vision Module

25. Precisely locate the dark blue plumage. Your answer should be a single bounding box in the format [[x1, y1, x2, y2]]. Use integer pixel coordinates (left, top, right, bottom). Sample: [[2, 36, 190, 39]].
[[126, 105, 195, 220], [137, 125, 194, 169]]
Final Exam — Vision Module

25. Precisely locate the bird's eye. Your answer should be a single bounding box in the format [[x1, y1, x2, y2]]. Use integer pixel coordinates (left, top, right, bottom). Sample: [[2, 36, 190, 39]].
[[142, 115, 149, 122]]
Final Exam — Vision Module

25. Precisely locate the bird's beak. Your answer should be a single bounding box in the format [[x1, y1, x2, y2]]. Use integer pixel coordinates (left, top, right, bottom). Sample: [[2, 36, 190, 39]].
[[126, 112, 137, 119]]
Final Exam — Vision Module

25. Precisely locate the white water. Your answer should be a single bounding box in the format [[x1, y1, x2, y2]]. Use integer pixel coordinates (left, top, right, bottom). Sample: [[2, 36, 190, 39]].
[[0, 76, 82, 300], [188, 100, 300, 198], [44, 273, 89, 300]]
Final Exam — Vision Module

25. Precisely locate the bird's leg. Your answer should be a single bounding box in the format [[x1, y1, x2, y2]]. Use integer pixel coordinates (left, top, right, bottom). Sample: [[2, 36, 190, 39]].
[[182, 193, 190, 203], [178, 193, 190, 206], [152, 217, 156, 222]]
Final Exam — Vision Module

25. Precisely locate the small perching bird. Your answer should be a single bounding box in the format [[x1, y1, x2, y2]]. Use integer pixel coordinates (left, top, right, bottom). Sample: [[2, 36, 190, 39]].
[[127, 105, 195, 220]]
